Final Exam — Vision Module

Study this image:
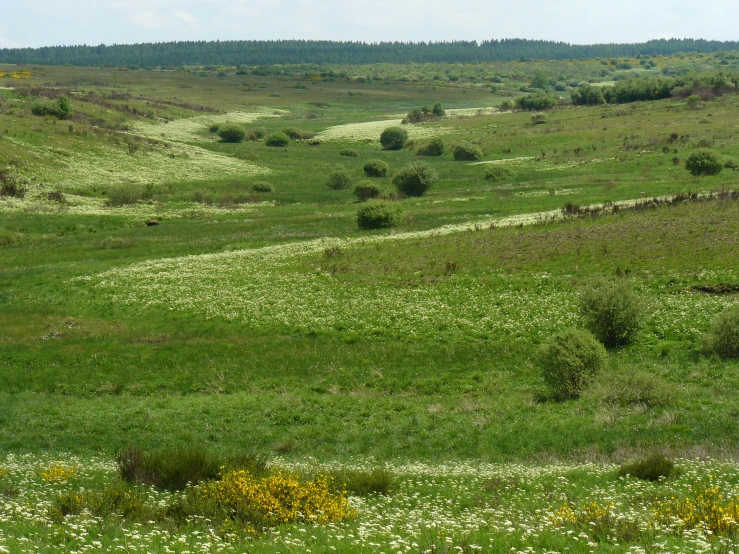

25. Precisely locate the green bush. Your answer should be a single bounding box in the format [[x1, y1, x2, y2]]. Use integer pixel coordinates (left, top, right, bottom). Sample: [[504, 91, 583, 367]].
[[208, 123, 220, 133], [579, 279, 645, 348], [392, 161, 438, 197], [515, 92, 558, 111], [417, 138, 444, 156], [536, 328, 608, 400], [340, 149, 359, 157], [685, 149, 724, 176], [432, 102, 445, 117], [250, 182, 274, 193], [484, 166, 513, 182], [246, 127, 266, 141], [326, 169, 353, 190], [282, 127, 314, 140], [357, 200, 403, 230], [107, 185, 144, 206], [217, 124, 246, 143], [0, 228, 19, 246], [265, 132, 289, 147], [618, 454, 675, 481], [380, 127, 408, 150], [453, 144, 483, 161], [352, 181, 383, 202], [707, 304, 739, 359], [686, 95, 701, 109], [31, 96, 73, 119], [571, 85, 606, 106], [363, 159, 389, 177], [531, 113, 547, 125]]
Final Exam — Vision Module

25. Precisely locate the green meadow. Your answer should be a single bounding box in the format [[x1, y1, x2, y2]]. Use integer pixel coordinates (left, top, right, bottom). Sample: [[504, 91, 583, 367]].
[[1, 55, 739, 552]]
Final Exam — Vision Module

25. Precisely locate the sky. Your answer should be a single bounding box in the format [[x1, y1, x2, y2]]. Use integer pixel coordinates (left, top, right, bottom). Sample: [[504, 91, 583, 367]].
[[0, 0, 738, 49]]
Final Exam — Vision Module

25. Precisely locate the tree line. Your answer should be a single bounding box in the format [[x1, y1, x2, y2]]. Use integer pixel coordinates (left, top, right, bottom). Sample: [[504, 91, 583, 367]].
[[2, 39, 739, 68]]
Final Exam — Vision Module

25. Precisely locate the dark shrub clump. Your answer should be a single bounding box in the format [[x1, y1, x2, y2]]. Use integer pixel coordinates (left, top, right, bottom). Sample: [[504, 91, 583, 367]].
[[326, 169, 353, 190], [217, 124, 246, 143], [685, 149, 724, 176], [357, 200, 403, 230], [340, 149, 359, 157], [484, 166, 513, 182], [536, 328, 608, 400], [580, 279, 645, 348], [453, 144, 483, 161], [363, 159, 389, 177], [418, 138, 444, 156], [250, 182, 274, 193], [265, 132, 290, 147], [618, 454, 675, 482], [707, 304, 739, 359], [393, 161, 438, 197], [380, 127, 408, 150], [353, 181, 383, 202]]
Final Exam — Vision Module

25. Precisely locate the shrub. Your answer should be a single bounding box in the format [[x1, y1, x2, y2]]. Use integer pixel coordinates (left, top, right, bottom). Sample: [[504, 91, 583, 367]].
[[51, 481, 148, 522], [246, 127, 266, 141], [0, 181, 26, 199], [417, 138, 444, 156], [363, 159, 389, 177], [588, 370, 678, 408], [484, 166, 513, 182], [97, 237, 136, 250], [380, 126, 408, 150], [686, 95, 702, 109], [579, 279, 645, 348], [265, 132, 289, 147], [340, 148, 359, 157], [282, 127, 314, 140], [352, 181, 383, 201], [432, 102, 445, 117], [515, 92, 558, 111], [531, 113, 547, 125], [326, 169, 353, 190], [618, 454, 675, 481], [250, 182, 274, 193], [328, 467, 395, 496], [571, 85, 606, 106], [357, 200, 403, 230], [685, 149, 724, 176], [47, 190, 66, 203], [0, 228, 19, 246], [393, 161, 438, 197], [453, 144, 483, 161], [116, 446, 220, 490], [707, 304, 739, 359], [499, 100, 514, 111], [536, 328, 607, 400], [31, 96, 73, 119], [217, 124, 246, 143], [208, 123, 220, 133]]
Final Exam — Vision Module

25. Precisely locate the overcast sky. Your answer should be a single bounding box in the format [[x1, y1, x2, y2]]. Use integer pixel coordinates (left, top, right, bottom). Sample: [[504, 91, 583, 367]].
[[1, 0, 738, 49]]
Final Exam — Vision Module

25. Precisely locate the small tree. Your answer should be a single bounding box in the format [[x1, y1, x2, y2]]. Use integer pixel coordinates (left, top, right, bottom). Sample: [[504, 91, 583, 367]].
[[357, 200, 403, 230], [531, 113, 547, 125], [218, 125, 246, 143], [352, 181, 383, 202], [432, 102, 445, 116], [380, 127, 408, 150], [453, 144, 483, 161], [326, 169, 353, 190], [579, 279, 645, 348], [363, 159, 389, 177], [418, 138, 444, 156], [393, 161, 438, 197], [56, 96, 72, 119], [685, 149, 723, 176], [265, 132, 289, 147], [537, 328, 608, 400], [686, 95, 701, 110]]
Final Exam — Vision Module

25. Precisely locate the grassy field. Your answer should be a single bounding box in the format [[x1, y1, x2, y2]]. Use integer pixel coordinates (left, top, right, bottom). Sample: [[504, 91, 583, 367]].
[[2, 59, 739, 552]]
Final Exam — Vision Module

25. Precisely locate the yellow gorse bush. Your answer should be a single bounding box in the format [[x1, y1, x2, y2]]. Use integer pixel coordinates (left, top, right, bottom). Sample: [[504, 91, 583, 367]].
[[653, 479, 739, 534], [41, 463, 77, 483], [200, 469, 356, 526]]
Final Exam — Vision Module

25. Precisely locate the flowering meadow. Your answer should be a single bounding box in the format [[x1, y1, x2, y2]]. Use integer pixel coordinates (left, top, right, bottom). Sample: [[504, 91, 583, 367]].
[[3, 454, 739, 553]]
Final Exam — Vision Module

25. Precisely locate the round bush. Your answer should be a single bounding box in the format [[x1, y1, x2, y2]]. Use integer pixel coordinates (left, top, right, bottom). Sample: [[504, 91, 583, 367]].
[[685, 149, 723, 176], [392, 161, 438, 197], [250, 182, 274, 193], [265, 132, 289, 147], [579, 279, 645, 348], [356, 200, 403, 230], [708, 304, 739, 359], [418, 138, 444, 156], [217, 124, 246, 143], [326, 170, 353, 190], [531, 113, 547, 125], [208, 124, 220, 133], [340, 149, 359, 157], [352, 181, 383, 202], [363, 159, 389, 178], [453, 144, 483, 161], [536, 328, 608, 400], [380, 127, 408, 150], [484, 166, 513, 182]]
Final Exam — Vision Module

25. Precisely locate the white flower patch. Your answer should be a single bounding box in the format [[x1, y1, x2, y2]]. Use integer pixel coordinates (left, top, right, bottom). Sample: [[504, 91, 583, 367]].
[[130, 109, 286, 143], [316, 119, 451, 143], [470, 157, 536, 166]]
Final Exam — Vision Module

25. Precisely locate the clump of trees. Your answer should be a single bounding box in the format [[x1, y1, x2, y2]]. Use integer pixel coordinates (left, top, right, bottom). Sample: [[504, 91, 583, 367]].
[[404, 103, 445, 123], [31, 96, 73, 119], [571, 85, 606, 106], [514, 92, 558, 111]]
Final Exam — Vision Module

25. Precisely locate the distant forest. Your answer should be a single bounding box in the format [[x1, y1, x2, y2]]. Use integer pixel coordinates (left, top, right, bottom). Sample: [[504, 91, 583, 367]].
[[2, 39, 739, 68]]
